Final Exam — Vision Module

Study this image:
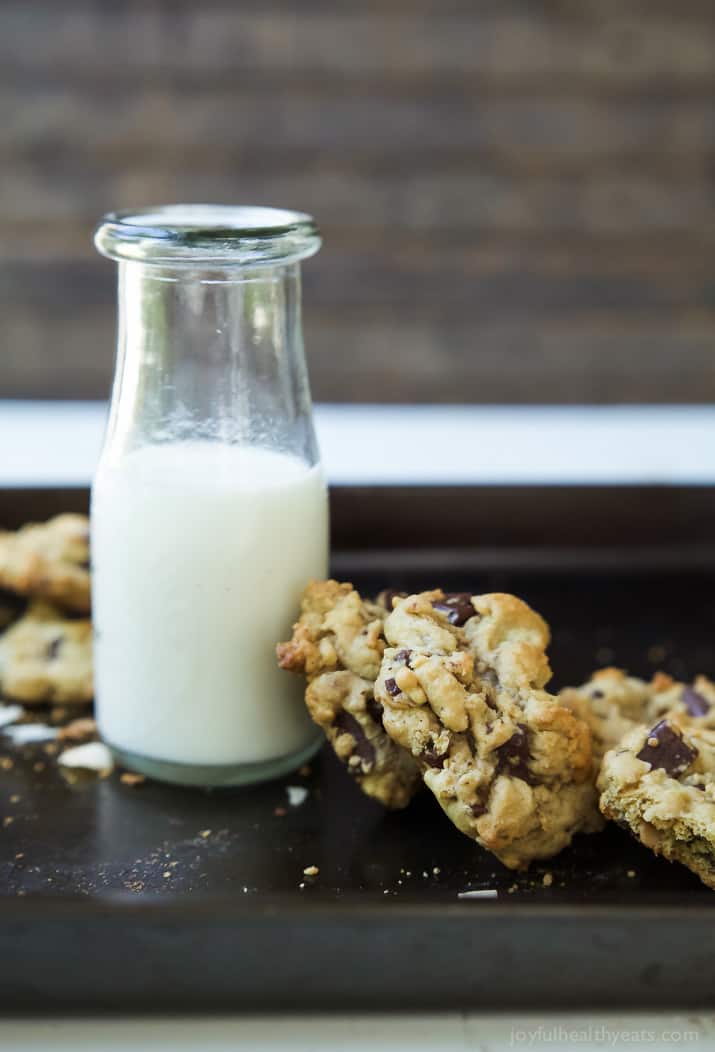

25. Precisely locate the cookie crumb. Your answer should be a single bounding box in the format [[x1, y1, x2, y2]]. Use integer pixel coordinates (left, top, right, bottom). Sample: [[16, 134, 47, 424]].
[[163, 871, 171, 879], [3, 816, 14, 827], [120, 772, 146, 787], [627, 869, 637, 878], [0, 757, 12, 770], [286, 785, 309, 807], [0, 705, 22, 728], [303, 865, 319, 877], [199, 829, 212, 839], [542, 872, 553, 887], [58, 717, 97, 743], [58, 741, 113, 775], [9, 794, 20, 805], [5, 725, 58, 746], [432, 866, 441, 876]]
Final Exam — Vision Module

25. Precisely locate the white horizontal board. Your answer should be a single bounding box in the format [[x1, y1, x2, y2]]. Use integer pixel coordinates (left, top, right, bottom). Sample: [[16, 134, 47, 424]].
[[1, 401, 714, 487]]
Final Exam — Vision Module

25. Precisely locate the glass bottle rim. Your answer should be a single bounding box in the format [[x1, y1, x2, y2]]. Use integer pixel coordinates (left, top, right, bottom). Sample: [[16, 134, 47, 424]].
[[95, 204, 321, 266]]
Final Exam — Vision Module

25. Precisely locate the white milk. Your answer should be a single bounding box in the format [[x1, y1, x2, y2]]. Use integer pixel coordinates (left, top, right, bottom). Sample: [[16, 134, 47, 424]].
[[91, 443, 328, 767]]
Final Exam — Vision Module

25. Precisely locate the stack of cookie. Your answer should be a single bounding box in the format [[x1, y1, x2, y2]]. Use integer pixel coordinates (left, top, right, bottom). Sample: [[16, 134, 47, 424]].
[[0, 515, 93, 707], [278, 581, 715, 888]]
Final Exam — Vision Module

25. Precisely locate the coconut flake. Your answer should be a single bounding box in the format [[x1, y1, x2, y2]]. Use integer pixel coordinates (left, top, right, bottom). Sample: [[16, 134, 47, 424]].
[[286, 785, 309, 807], [4, 723, 58, 744], [0, 705, 23, 728], [58, 742, 114, 774]]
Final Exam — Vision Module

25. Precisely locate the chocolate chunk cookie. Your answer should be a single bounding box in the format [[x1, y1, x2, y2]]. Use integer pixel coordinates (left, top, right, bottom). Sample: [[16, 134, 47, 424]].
[[277, 579, 386, 682], [373, 590, 598, 869], [0, 514, 91, 614], [305, 670, 420, 809], [599, 715, 715, 889], [277, 580, 421, 809], [561, 668, 715, 762], [0, 600, 93, 704]]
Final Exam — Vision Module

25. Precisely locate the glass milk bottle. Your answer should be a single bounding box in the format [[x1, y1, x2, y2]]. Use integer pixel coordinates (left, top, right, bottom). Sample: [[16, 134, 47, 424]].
[[92, 206, 328, 786]]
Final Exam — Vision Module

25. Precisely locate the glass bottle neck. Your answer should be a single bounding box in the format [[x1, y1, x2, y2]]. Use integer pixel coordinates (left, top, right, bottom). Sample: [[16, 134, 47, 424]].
[[104, 259, 319, 466]]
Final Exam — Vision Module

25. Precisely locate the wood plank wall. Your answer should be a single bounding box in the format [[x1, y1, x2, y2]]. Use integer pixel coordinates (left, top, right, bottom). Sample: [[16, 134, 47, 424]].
[[1, 0, 713, 403]]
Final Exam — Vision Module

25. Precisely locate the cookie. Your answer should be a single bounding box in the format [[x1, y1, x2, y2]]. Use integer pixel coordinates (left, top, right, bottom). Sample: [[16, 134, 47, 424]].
[[0, 601, 94, 704], [0, 514, 91, 614], [599, 714, 715, 889], [373, 590, 599, 869], [305, 670, 420, 809], [277, 580, 421, 809], [561, 668, 715, 762], [277, 579, 386, 682]]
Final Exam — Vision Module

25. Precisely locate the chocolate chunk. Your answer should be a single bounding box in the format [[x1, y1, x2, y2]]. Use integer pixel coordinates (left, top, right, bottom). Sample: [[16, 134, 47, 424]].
[[496, 723, 532, 783], [47, 637, 63, 660], [394, 649, 412, 666], [470, 802, 487, 818], [421, 742, 448, 769], [591, 689, 605, 699], [636, 719, 698, 776], [78, 560, 91, 572], [0, 589, 24, 610], [431, 593, 474, 627], [384, 677, 401, 697], [682, 686, 710, 717], [365, 695, 384, 726], [334, 711, 375, 768], [0, 591, 26, 628]]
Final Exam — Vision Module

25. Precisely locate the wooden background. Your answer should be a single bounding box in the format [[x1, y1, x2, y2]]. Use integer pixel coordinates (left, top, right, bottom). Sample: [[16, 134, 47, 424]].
[[1, 0, 714, 403]]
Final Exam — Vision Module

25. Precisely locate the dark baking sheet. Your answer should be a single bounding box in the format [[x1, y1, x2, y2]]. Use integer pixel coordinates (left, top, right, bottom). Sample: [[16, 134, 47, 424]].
[[1, 486, 715, 1013]]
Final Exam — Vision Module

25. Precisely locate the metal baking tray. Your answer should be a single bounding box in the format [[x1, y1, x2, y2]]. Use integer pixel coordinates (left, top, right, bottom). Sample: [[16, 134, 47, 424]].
[[1, 485, 715, 1013]]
